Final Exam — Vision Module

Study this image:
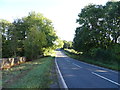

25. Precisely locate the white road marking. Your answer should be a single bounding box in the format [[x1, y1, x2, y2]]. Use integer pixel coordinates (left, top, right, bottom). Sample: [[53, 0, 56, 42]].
[[55, 58, 68, 89], [62, 50, 118, 73], [92, 72, 120, 86], [80, 61, 118, 74], [72, 63, 82, 68]]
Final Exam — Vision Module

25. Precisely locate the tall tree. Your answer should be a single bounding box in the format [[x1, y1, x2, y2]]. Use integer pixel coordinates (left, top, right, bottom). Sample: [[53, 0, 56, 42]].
[[23, 12, 58, 59], [104, 1, 120, 44], [24, 26, 46, 59], [0, 19, 13, 57], [1, 11, 58, 59], [74, 4, 106, 53], [73, 1, 120, 54]]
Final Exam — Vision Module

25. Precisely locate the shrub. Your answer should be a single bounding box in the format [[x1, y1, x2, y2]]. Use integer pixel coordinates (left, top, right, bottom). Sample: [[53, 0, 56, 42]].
[[90, 48, 113, 62], [110, 44, 120, 63]]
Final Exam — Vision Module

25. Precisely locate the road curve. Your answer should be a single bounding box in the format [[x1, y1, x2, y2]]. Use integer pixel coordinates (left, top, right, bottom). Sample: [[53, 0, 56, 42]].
[[55, 50, 120, 89]]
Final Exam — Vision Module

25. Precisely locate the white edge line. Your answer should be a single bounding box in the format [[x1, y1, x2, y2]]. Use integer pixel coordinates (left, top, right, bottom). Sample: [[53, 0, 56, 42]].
[[65, 51, 118, 73], [55, 57, 68, 89], [92, 72, 120, 86], [79, 61, 118, 74]]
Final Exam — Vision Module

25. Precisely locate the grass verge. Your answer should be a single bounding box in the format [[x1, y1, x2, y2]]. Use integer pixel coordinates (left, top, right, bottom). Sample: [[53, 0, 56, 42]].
[[2, 56, 58, 88], [63, 49, 120, 71]]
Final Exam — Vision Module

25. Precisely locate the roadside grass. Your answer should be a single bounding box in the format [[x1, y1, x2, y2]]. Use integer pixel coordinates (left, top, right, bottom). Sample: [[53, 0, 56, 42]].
[[2, 56, 57, 88], [63, 49, 120, 71]]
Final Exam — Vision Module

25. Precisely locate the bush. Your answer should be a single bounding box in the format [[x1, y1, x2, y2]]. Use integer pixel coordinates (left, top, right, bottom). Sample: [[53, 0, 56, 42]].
[[90, 48, 113, 62], [64, 48, 82, 55], [110, 44, 120, 63], [90, 44, 120, 65]]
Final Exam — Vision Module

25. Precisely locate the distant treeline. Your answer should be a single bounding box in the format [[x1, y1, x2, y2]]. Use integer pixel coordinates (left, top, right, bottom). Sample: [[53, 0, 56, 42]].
[[1, 12, 62, 59], [73, 1, 120, 63]]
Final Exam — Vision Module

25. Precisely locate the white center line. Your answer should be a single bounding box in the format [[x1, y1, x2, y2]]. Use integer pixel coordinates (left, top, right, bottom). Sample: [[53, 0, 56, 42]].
[[73, 63, 82, 68], [92, 72, 120, 86]]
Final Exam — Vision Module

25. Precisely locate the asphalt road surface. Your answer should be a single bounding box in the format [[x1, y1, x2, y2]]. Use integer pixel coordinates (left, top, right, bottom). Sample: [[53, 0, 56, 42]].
[[55, 50, 120, 89]]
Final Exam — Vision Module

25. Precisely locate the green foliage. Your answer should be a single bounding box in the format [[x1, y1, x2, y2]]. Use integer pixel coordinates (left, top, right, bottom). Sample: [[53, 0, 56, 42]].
[[55, 38, 64, 49], [64, 48, 82, 55], [64, 49, 119, 71], [63, 40, 73, 49], [74, 1, 120, 52], [74, 4, 108, 52], [110, 44, 120, 63], [1, 11, 58, 59], [2, 40, 13, 57], [91, 48, 112, 61], [24, 26, 46, 59], [43, 38, 64, 56], [105, 1, 120, 43], [0, 19, 13, 57], [23, 12, 58, 59], [73, 1, 120, 66]]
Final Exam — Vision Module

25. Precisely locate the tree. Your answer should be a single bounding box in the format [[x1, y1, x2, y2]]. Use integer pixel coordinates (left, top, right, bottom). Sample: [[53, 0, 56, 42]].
[[73, 1, 120, 60], [63, 40, 73, 49], [23, 12, 58, 59], [104, 1, 120, 44], [0, 19, 13, 57], [1, 11, 58, 59], [55, 38, 64, 49], [24, 26, 46, 59], [74, 4, 106, 53]]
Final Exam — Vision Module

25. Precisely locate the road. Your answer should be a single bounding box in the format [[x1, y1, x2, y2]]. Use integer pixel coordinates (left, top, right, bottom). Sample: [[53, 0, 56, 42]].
[[55, 50, 120, 89]]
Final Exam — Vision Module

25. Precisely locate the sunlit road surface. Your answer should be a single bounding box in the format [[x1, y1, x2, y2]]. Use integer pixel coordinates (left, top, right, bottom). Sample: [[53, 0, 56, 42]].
[[55, 50, 120, 89]]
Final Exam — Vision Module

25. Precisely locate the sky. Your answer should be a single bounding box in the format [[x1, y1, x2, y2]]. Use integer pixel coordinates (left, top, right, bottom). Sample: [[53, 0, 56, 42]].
[[0, 0, 116, 41]]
